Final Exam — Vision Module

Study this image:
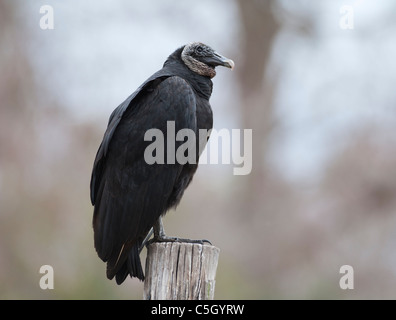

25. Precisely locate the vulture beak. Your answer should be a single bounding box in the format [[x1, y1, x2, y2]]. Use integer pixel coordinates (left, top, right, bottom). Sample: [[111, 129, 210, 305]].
[[204, 52, 235, 70]]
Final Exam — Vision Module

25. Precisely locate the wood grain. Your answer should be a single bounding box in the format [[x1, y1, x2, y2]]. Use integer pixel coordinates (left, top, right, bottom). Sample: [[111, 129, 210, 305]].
[[143, 242, 220, 300]]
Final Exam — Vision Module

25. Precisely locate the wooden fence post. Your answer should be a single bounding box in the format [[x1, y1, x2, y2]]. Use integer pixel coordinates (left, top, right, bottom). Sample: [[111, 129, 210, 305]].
[[143, 242, 220, 300]]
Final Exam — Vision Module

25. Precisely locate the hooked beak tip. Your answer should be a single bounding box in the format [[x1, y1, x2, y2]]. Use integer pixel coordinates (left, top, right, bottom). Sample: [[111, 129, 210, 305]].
[[226, 59, 235, 70]]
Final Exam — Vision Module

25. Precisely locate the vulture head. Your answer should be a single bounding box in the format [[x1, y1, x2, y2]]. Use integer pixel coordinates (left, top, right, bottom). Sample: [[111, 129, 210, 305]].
[[181, 42, 234, 79]]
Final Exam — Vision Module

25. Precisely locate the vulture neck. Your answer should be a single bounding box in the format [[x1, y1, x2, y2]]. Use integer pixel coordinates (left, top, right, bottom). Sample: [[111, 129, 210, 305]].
[[163, 48, 213, 100]]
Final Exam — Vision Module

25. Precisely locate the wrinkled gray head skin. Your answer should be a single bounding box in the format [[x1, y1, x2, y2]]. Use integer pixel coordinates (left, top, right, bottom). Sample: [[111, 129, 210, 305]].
[[181, 42, 234, 78]]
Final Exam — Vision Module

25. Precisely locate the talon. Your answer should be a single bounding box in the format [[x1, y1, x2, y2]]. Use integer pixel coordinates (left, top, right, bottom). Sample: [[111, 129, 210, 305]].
[[147, 236, 212, 246], [149, 236, 212, 246], [147, 217, 213, 247]]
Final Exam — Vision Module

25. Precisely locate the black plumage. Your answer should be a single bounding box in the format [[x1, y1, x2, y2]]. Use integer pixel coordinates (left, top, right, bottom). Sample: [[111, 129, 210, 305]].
[[90, 42, 234, 284]]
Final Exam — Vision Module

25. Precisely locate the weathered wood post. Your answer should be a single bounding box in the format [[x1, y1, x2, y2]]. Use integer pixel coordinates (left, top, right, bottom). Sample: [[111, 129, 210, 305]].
[[143, 242, 220, 300]]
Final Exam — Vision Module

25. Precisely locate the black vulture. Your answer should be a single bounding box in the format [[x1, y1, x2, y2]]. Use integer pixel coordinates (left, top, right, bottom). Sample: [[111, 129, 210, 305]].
[[90, 42, 234, 284]]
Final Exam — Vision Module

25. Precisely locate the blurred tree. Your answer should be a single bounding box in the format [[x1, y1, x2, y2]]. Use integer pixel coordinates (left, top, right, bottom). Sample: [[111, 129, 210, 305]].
[[0, 0, 39, 297], [234, 0, 280, 217], [0, 1, 126, 299]]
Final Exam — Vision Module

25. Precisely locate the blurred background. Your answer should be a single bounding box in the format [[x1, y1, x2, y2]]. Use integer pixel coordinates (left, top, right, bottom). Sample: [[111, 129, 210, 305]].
[[1, 0, 396, 299]]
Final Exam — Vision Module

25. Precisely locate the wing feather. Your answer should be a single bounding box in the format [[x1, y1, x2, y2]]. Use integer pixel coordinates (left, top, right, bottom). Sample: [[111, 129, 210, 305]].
[[91, 76, 197, 278]]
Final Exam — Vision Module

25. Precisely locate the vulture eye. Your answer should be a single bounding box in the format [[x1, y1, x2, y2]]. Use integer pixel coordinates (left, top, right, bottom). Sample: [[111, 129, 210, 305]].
[[196, 46, 203, 54]]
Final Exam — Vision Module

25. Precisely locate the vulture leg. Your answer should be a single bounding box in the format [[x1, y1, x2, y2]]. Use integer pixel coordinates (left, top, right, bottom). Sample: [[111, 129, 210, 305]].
[[147, 217, 212, 246], [138, 227, 154, 253]]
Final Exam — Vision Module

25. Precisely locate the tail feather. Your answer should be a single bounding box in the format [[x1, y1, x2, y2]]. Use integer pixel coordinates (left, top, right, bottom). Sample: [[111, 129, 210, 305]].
[[107, 244, 144, 284]]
